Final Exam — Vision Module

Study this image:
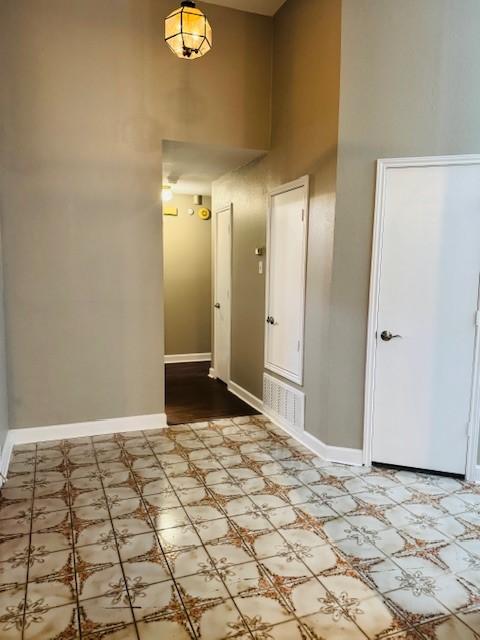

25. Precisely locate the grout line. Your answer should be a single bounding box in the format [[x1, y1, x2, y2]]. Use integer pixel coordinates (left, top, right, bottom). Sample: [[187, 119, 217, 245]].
[[68, 439, 90, 640], [4, 419, 475, 640], [90, 437, 141, 640], [118, 431, 199, 640], [186, 421, 362, 636], [176, 420, 401, 636], [21, 442, 38, 640], [141, 425, 256, 639]]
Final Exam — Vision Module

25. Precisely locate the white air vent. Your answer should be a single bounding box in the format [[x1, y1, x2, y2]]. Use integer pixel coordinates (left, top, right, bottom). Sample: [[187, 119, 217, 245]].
[[263, 373, 305, 432]]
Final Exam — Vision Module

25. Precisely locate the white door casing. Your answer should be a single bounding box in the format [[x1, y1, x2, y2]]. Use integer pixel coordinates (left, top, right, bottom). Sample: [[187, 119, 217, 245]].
[[265, 176, 309, 385], [213, 205, 232, 383], [364, 155, 480, 480]]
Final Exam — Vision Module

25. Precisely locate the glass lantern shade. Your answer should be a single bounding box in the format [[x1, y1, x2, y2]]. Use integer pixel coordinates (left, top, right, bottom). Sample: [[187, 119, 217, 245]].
[[165, 1, 212, 60]]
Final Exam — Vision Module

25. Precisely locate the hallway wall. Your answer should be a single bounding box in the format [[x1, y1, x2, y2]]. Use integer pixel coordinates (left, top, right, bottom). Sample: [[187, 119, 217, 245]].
[[213, 0, 341, 446], [0, 0, 272, 429], [215, 0, 480, 463], [329, 0, 480, 452], [0, 228, 8, 452], [164, 194, 212, 357]]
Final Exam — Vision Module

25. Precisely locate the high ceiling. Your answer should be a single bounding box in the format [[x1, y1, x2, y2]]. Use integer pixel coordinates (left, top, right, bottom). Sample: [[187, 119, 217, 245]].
[[163, 140, 265, 196], [201, 0, 286, 17]]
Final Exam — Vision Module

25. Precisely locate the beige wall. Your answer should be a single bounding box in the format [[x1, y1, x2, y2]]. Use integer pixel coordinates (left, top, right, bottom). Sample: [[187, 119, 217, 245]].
[[213, 0, 341, 445], [328, 0, 480, 451], [164, 194, 212, 356], [0, 0, 272, 428], [215, 0, 480, 462], [0, 228, 8, 449]]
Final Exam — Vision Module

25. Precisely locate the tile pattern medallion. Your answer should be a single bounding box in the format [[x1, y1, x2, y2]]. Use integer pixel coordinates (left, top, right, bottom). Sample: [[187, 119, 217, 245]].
[[0, 416, 479, 639]]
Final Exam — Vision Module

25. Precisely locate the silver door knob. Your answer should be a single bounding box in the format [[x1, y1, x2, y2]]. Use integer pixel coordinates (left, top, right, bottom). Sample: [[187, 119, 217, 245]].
[[380, 330, 402, 341], [214, 303, 221, 309]]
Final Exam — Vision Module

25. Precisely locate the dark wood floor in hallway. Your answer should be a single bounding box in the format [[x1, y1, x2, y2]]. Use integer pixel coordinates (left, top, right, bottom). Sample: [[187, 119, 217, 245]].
[[165, 361, 257, 424]]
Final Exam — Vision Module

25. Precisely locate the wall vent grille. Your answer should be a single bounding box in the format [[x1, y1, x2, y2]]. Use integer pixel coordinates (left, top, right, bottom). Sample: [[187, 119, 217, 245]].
[[263, 373, 305, 432]]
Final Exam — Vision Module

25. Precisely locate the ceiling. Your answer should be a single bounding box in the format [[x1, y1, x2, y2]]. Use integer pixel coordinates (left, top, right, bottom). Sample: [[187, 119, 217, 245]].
[[163, 140, 265, 195], [201, 0, 286, 17]]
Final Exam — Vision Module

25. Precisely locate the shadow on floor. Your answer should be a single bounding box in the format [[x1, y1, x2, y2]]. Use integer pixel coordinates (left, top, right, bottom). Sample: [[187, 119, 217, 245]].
[[165, 361, 257, 425]]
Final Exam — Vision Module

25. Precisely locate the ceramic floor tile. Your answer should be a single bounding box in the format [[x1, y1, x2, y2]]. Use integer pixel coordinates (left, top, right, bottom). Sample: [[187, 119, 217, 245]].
[[79, 593, 135, 636], [76, 541, 120, 568], [1, 421, 479, 639], [22, 603, 79, 640], [116, 531, 161, 562], [232, 594, 293, 632], [321, 574, 408, 636], [0, 588, 36, 640], [415, 614, 479, 639], [27, 548, 74, 582], [157, 524, 203, 554]]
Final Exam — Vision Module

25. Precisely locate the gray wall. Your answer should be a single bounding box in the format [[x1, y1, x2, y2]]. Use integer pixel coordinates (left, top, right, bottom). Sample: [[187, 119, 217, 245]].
[[164, 194, 212, 356], [0, 224, 8, 450], [213, 0, 341, 447], [215, 0, 480, 460], [327, 0, 480, 450], [0, 0, 272, 429]]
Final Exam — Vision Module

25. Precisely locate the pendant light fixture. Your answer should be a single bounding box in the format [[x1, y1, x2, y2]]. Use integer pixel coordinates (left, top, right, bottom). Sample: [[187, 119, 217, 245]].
[[165, 1, 212, 60]]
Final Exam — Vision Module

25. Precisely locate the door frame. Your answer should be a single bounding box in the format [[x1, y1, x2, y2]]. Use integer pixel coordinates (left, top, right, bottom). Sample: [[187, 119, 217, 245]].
[[364, 154, 480, 481], [265, 175, 310, 385], [211, 203, 233, 383]]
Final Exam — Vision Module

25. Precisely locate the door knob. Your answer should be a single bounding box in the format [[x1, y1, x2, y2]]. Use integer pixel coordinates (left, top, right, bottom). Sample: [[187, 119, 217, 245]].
[[380, 330, 402, 342], [214, 303, 221, 309]]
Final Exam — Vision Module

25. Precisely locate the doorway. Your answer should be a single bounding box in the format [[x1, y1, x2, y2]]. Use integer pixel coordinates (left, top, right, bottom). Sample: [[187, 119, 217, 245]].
[[265, 176, 309, 386], [161, 140, 263, 424], [364, 155, 480, 479], [212, 204, 232, 383]]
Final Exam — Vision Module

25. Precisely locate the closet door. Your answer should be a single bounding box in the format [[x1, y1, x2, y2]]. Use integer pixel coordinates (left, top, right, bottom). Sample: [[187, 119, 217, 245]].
[[265, 176, 309, 385]]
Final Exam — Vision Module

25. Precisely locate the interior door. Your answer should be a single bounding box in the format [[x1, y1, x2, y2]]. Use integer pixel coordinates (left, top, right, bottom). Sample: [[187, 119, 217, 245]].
[[372, 162, 480, 474], [213, 206, 231, 383], [265, 177, 309, 385]]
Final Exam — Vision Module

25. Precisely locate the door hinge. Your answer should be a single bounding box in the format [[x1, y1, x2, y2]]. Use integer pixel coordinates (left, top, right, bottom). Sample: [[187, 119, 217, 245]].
[[301, 209, 305, 222], [476, 310, 480, 327]]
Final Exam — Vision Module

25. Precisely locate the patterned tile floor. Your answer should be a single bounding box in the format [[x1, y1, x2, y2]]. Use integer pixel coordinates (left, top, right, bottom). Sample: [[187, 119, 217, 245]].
[[0, 416, 479, 639]]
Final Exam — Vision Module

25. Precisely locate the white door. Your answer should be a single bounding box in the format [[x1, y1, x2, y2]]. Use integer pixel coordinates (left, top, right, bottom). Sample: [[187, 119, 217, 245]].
[[213, 205, 232, 383], [265, 176, 309, 385], [371, 160, 480, 475]]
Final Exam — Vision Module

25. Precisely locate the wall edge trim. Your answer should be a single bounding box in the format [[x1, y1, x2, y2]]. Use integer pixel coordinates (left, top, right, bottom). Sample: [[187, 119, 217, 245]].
[[0, 414, 168, 484], [165, 353, 211, 364], [263, 408, 363, 466], [228, 379, 363, 467], [228, 380, 263, 412]]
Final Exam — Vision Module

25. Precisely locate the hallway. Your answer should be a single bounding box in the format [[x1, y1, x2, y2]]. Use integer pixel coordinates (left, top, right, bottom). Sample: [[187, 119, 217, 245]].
[[0, 416, 478, 639], [165, 362, 257, 425]]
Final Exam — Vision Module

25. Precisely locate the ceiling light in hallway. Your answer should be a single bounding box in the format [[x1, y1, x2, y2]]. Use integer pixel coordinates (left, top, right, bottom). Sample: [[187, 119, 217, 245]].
[[161, 185, 173, 202], [165, 1, 212, 60]]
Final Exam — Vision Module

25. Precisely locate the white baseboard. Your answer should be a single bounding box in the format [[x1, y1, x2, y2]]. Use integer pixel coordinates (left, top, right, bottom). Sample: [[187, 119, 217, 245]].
[[473, 465, 480, 482], [262, 406, 363, 467], [227, 380, 263, 413], [0, 438, 13, 487], [208, 368, 217, 379], [227, 380, 363, 467], [165, 353, 211, 364], [0, 413, 167, 485]]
